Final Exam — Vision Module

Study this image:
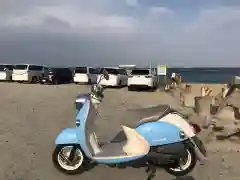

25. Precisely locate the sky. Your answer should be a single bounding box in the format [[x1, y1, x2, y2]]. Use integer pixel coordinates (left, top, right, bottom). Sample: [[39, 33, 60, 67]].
[[0, 0, 240, 67]]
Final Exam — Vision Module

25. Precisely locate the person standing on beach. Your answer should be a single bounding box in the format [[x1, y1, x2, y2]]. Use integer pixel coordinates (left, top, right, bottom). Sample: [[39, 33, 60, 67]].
[[171, 72, 182, 88]]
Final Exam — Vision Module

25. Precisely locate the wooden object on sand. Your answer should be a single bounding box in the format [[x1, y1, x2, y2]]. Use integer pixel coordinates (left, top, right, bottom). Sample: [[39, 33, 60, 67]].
[[185, 84, 192, 93], [215, 124, 240, 140], [194, 96, 215, 115], [201, 85, 213, 97], [183, 93, 195, 108], [215, 106, 236, 121]]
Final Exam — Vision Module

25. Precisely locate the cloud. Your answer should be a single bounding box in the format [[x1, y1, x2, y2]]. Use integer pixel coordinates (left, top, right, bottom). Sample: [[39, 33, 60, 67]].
[[0, 3, 139, 34], [0, 1, 240, 66], [126, 0, 138, 7], [175, 6, 240, 66], [148, 6, 176, 16], [184, 7, 240, 35]]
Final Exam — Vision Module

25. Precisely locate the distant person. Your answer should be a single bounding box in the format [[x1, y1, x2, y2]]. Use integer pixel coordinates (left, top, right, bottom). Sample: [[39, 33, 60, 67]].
[[171, 72, 182, 88], [171, 73, 176, 81]]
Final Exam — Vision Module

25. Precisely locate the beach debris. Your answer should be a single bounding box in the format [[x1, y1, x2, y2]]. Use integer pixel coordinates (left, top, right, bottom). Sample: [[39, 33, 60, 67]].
[[185, 84, 192, 93], [221, 84, 230, 99], [161, 77, 240, 142], [194, 96, 214, 115], [201, 85, 213, 97], [215, 106, 236, 121], [215, 124, 240, 141], [183, 93, 195, 108], [226, 89, 240, 110], [203, 87, 240, 141], [164, 84, 170, 92]]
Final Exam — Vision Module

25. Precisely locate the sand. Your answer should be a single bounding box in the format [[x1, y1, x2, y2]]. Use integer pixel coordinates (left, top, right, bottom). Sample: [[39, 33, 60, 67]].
[[0, 82, 239, 180]]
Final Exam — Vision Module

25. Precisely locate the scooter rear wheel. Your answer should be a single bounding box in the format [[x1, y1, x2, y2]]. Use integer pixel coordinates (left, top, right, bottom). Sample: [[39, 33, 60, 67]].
[[52, 144, 88, 175], [164, 146, 197, 176]]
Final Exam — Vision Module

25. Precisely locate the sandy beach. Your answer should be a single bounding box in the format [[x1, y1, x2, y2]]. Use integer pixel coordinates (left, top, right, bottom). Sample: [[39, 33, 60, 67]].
[[0, 82, 239, 180]]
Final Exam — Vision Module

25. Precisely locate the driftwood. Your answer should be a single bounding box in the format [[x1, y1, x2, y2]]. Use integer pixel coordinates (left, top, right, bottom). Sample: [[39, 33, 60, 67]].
[[215, 125, 240, 140], [201, 85, 213, 97]]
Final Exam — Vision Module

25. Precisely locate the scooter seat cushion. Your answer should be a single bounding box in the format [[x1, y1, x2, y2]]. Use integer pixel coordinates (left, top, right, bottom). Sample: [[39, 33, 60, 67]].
[[121, 104, 189, 128], [121, 104, 171, 128]]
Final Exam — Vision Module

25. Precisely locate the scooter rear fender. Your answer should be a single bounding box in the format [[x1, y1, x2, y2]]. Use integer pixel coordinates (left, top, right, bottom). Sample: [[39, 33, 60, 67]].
[[55, 128, 78, 145]]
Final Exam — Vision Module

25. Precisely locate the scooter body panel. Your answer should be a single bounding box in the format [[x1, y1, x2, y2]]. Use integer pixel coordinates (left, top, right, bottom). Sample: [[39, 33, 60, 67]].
[[75, 97, 150, 163], [158, 113, 195, 138], [55, 128, 78, 145], [75, 96, 93, 158], [94, 154, 146, 164], [136, 121, 184, 146]]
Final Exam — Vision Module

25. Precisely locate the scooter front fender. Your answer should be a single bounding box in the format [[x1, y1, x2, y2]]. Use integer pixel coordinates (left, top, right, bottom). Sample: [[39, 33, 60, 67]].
[[55, 128, 78, 145]]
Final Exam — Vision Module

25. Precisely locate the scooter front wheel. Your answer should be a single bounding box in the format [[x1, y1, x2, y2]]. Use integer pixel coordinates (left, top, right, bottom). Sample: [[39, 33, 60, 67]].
[[164, 146, 197, 177], [52, 144, 88, 175]]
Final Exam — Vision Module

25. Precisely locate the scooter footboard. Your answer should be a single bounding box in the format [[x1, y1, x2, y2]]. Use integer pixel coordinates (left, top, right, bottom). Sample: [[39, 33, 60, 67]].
[[55, 128, 78, 145]]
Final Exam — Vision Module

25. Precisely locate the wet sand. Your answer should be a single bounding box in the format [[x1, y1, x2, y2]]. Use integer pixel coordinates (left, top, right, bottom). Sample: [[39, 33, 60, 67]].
[[0, 82, 239, 180]]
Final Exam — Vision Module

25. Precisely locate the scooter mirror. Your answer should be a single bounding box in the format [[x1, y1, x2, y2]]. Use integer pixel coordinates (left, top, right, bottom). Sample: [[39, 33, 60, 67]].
[[102, 68, 109, 80]]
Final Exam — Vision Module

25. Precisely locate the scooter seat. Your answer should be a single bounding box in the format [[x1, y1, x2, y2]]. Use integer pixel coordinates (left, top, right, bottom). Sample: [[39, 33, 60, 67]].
[[121, 104, 170, 128], [121, 104, 189, 128]]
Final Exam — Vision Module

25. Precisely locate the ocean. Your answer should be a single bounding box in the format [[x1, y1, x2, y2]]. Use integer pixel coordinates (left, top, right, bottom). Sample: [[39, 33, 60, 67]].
[[167, 67, 240, 84]]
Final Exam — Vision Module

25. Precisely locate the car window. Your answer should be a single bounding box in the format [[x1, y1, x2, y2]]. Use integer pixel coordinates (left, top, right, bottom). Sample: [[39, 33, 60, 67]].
[[14, 64, 28, 70], [118, 69, 127, 75], [62, 68, 70, 74], [55, 68, 63, 74], [75, 67, 87, 73], [104, 68, 119, 75], [29, 65, 43, 71], [5, 65, 13, 70], [0, 65, 6, 71], [89, 68, 98, 74], [43, 67, 50, 73], [131, 69, 150, 75]]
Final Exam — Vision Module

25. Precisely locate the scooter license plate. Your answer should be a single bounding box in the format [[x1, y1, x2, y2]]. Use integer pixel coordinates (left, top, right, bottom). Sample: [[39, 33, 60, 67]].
[[192, 136, 207, 157]]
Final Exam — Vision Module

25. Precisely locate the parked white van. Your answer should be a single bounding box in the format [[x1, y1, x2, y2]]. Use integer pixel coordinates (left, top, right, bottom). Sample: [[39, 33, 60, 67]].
[[98, 67, 128, 87], [128, 68, 158, 91], [73, 67, 98, 84], [0, 64, 14, 81], [12, 64, 45, 83]]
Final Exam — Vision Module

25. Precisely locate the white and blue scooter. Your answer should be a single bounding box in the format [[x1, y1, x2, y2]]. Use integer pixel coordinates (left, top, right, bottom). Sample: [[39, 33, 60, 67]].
[[52, 69, 207, 179]]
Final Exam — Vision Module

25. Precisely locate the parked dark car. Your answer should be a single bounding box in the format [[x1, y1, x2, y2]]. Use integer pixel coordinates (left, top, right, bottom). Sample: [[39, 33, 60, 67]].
[[40, 68, 73, 84]]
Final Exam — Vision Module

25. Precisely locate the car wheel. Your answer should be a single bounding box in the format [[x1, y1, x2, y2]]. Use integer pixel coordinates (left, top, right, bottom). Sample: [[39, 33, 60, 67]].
[[31, 76, 38, 84], [53, 79, 59, 85], [118, 80, 122, 88], [88, 79, 92, 85]]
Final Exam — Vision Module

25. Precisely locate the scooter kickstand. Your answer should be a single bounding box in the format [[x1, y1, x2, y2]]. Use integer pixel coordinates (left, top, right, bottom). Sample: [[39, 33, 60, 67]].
[[144, 165, 156, 180]]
